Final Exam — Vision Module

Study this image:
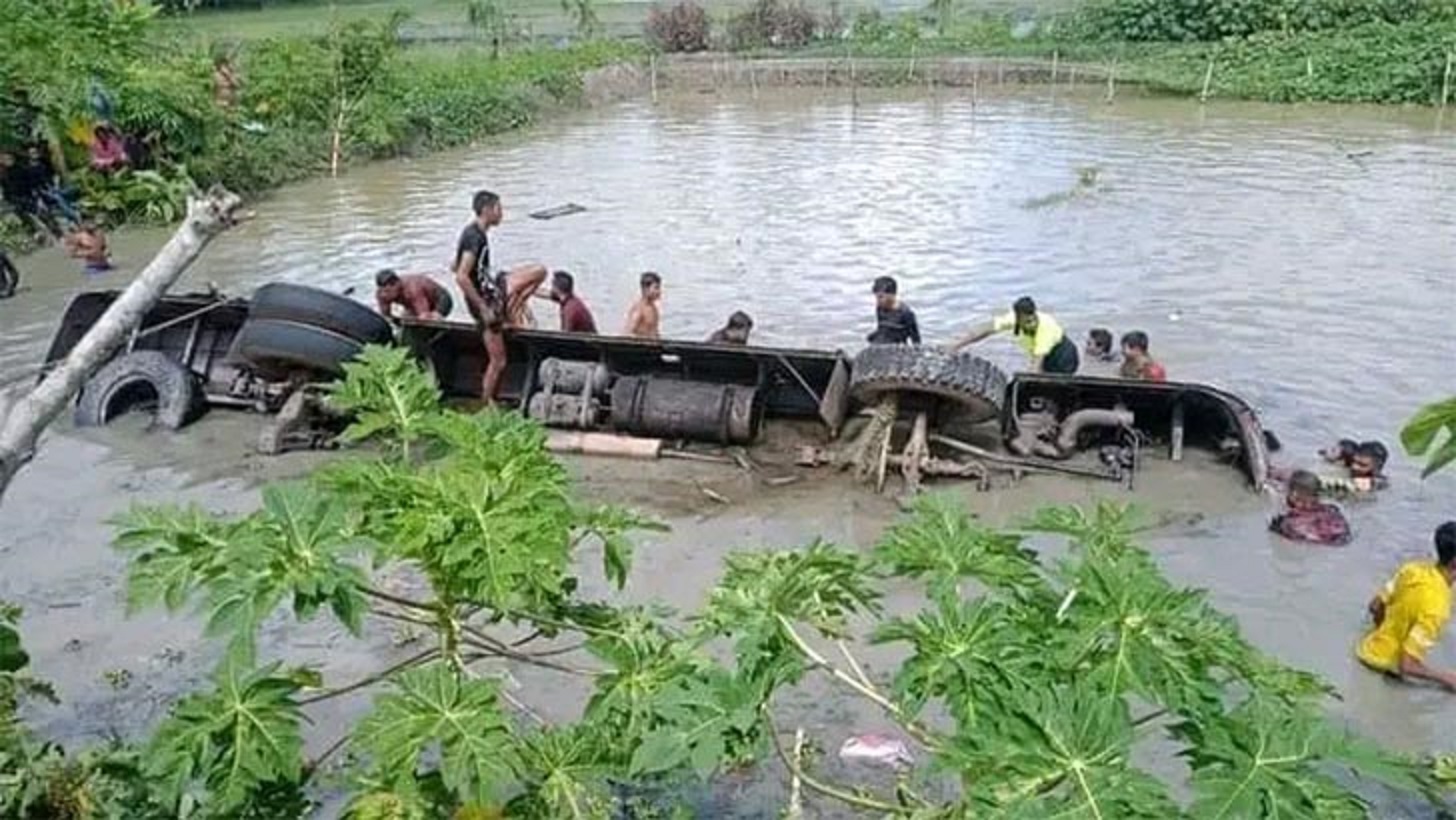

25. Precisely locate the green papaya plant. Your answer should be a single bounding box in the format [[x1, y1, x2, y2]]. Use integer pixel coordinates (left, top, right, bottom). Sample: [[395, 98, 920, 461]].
[[0, 348, 1439, 817]]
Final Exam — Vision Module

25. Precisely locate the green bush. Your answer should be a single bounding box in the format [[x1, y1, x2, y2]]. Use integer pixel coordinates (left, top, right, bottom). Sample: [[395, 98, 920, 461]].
[[1128, 20, 1456, 103], [1080, 0, 1456, 42]]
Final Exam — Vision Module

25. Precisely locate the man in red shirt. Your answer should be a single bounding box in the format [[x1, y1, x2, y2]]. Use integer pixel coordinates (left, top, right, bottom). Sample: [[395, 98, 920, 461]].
[[375, 269, 453, 320], [1119, 331, 1167, 382], [548, 270, 597, 334]]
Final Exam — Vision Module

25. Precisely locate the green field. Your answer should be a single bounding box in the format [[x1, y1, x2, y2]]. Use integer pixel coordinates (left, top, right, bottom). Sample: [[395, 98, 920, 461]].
[[160, 0, 1079, 42]]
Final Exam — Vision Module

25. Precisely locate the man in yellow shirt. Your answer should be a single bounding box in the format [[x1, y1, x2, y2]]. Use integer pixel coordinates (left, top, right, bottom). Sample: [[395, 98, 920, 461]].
[[1357, 522, 1456, 690], [951, 296, 1080, 374]]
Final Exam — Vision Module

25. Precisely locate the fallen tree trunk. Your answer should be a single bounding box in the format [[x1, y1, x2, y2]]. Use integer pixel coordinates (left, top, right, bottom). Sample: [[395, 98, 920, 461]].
[[0, 187, 243, 501]]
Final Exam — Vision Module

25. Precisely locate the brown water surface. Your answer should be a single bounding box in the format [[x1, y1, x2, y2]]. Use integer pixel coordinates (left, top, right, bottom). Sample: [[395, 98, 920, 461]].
[[1, 85, 1454, 815]]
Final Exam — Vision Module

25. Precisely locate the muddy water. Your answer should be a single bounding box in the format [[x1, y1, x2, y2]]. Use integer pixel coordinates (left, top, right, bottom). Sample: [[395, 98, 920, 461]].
[[2, 85, 1456, 813]]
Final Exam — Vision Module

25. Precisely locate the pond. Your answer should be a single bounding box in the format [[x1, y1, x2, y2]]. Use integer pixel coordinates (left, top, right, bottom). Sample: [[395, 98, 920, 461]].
[[1, 84, 1454, 815]]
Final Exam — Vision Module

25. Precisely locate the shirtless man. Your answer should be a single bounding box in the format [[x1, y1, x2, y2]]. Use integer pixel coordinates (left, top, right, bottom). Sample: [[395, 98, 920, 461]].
[[452, 190, 546, 403], [375, 269, 453, 320], [623, 272, 662, 338]]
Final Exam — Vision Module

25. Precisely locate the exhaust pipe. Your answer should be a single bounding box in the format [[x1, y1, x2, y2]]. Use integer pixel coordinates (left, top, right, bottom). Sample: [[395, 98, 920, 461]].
[[1055, 408, 1134, 454]]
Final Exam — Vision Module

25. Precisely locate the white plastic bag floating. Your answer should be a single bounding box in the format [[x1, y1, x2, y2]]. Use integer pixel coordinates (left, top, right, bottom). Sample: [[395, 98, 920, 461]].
[[838, 733, 913, 769]]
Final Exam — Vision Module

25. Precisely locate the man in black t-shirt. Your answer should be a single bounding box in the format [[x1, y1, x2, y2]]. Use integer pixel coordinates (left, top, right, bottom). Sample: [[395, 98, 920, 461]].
[[867, 275, 921, 345], [453, 189, 546, 403]]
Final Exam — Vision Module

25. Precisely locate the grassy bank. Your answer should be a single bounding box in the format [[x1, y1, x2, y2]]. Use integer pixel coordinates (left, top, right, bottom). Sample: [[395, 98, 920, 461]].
[[760, 10, 1456, 105], [0, 0, 637, 252]]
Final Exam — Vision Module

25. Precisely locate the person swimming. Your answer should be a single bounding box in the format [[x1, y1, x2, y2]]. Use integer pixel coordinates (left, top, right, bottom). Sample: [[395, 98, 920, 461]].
[[64, 222, 112, 275], [707, 310, 753, 345], [1270, 470, 1352, 546]]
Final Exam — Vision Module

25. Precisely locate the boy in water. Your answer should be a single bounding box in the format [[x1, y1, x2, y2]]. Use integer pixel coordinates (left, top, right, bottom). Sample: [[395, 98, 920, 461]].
[[867, 276, 920, 345], [64, 222, 112, 275], [1322, 440, 1390, 496], [707, 311, 753, 345], [1085, 328, 1116, 362], [1358, 522, 1456, 691], [1269, 469, 1351, 546], [624, 272, 662, 338], [375, 269, 453, 320], [1118, 331, 1166, 382]]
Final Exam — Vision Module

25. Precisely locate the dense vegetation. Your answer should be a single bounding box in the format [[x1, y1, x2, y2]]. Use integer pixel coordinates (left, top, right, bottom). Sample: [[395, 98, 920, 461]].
[[0, 0, 631, 250], [0, 347, 1443, 817]]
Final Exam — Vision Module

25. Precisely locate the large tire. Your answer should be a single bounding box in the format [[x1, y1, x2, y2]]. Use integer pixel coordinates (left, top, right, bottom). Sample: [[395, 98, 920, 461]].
[[248, 283, 393, 345], [232, 318, 365, 377], [850, 345, 1008, 424], [75, 351, 205, 430]]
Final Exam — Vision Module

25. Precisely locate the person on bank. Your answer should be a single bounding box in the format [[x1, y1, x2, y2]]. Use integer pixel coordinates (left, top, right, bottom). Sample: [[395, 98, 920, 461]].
[[1358, 522, 1456, 691], [867, 276, 920, 345], [375, 269, 453, 320], [951, 296, 1079, 373], [548, 270, 597, 334], [707, 310, 753, 345], [624, 272, 663, 338], [453, 189, 547, 403]]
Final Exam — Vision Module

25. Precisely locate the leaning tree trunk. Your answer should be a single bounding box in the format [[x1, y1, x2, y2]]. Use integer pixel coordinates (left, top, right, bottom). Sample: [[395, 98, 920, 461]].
[[0, 187, 243, 501]]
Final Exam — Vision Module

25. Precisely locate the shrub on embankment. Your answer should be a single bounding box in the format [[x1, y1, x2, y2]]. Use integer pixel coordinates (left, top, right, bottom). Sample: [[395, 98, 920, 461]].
[[1076, 0, 1456, 43], [0, 0, 633, 245]]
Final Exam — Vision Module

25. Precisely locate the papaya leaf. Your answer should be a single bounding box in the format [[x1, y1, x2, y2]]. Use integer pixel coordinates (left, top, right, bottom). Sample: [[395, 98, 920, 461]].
[[950, 682, 1178, 818], [0, 621, 25, 675], [872, 596, 1036, 726], [111, 503, 246, 614], [338, 411, 580, 612], [328, 345, 442, 453], [874, 494, 1048, 604], [511, 726, 616, 819], [697, 541, 879, 687], [1022, 502, 1145, 557], [1049, 546, 1253, 717], [574, 504, 668, 591], [351, 662, 514, 806], [1402, 398, 1456, 478], [627, 667, 764, 780], [144, 657, 305, 815], [1179, 699, 1382, 820]]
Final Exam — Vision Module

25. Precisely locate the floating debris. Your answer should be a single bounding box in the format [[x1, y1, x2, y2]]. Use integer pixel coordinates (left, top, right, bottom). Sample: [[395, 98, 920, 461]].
[[528, 202, 588, 220], [839, 733, 914, 769], [1021, 165, 1104, 210]]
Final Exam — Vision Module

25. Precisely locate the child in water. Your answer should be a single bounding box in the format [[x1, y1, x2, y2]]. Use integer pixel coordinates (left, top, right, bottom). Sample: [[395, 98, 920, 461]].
[[1318, 439, 1390, 496], [1270, 470, 1351, 546], [1084, 328, 1116, 362], [64, 223, 112, 275], [707, 311, 753, 345]]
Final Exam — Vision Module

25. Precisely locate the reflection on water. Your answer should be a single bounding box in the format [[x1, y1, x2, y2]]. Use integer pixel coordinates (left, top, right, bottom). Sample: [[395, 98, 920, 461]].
[[3, 86, 1456, 784]]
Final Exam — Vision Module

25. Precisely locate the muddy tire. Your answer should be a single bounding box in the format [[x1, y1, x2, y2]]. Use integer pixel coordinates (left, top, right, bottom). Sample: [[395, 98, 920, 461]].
[[75, 351, 205, 430], [849, 345, 1008, 424], [248, 283, 393, 345], [232, 318, 364, 377]]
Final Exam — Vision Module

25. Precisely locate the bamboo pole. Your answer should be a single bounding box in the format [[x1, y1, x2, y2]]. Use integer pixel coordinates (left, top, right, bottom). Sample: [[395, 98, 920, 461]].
[[848, 42, 858, 107], [1199, 57, 1215, 103], [1050, 50, 1059, 84], [1104, 60, 1117, 103], [1443, 51, 1454, 108], [650, 53, 658, 103]]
